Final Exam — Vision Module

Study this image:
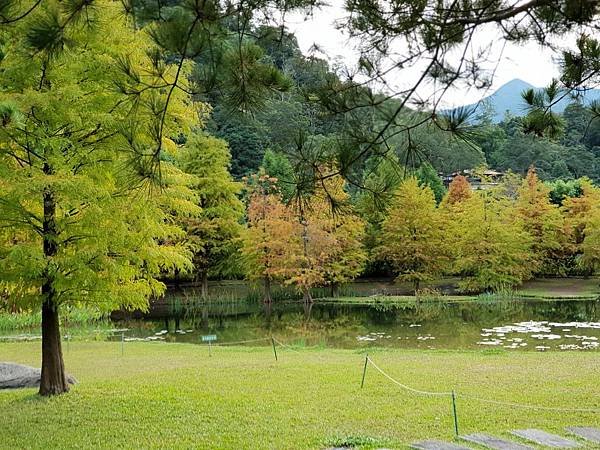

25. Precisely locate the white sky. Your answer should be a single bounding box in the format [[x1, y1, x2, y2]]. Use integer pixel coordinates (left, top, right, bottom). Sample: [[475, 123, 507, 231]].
[[286, 1, 562, 108]]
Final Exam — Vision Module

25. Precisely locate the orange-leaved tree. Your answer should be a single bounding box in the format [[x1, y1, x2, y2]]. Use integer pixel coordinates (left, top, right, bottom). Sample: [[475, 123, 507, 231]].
[[562, 178, 600, 275], [515, 166, 564, 275], [242, 174, 301, 303], [307, 176, 367, 298], [440, 174, 472, 207]]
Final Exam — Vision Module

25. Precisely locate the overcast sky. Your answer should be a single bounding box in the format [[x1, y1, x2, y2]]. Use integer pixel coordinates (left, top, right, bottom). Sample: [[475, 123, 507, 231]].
[[286, 1, 562, 108]]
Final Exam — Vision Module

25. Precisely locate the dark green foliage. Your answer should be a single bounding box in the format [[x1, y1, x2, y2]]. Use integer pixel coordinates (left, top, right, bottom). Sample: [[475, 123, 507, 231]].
[[209, 107, 268, 177], [416, 163, 446, 204], [547, 179, 583, 205], [261, 149, 295, 201]]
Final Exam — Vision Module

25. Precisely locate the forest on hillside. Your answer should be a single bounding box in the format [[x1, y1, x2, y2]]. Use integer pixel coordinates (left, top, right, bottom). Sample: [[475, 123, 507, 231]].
[[210, 29, 600, 184]]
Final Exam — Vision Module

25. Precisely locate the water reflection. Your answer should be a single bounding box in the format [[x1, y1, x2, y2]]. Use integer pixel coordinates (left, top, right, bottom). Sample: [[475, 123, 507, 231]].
[[111, 298, 600, 351]]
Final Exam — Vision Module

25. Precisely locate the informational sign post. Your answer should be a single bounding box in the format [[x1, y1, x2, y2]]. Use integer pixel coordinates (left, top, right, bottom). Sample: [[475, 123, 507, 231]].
[[202, 334, 217, 356]]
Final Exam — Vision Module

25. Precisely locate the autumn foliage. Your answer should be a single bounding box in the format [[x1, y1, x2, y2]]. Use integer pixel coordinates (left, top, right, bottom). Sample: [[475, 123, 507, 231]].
[[242, 173, 366, 302], [441, 174, 472, 206], [377, 178, 446, 292]]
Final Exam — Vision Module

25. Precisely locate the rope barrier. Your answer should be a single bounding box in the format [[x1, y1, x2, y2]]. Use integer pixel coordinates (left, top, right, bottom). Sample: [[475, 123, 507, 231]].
[[271, 336, 302, 353], [366, 356, 453, 397], [210, 337, 271, 346], [365, 356, 600, 413]]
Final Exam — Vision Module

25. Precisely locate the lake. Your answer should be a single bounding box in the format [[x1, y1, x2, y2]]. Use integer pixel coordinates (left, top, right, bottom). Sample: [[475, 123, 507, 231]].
[[111, 298, 600, 351], [3, 298, 600, 351]]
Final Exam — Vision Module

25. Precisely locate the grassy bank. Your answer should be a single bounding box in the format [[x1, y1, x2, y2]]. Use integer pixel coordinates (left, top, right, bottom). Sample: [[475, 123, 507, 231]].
[[516, 277, 600, 299], [316, 294, 478, 304], [1, 342, 599, 449], [0, 307, 109, 332]]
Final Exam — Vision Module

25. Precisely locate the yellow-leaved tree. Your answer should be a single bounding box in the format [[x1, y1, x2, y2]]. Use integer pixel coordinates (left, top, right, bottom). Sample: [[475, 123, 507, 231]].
[[290, 175, 367, 300], [515, 167, 564, 275], [377, 177, 447, 293], [0, 1, 202, 395], [452, 193, 533, 293], [562, 178, 600, 275]]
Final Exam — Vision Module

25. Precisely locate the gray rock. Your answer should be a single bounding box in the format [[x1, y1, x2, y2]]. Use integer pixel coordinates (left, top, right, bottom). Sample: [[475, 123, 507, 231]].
[[411, 440, 471, 450], [510, 429, 580, 448], [462, 433, 533, 450], [0, 362, 76, 389], [566, 427, 600, 444]]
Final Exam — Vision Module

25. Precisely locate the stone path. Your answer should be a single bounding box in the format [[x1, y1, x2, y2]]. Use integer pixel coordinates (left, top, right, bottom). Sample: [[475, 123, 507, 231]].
[[461, 433, 533, 450], [408, 427, 600, 450], [567, 427, 600, 444], [411, 440, 470, 450], [511, 429, 581, 448]]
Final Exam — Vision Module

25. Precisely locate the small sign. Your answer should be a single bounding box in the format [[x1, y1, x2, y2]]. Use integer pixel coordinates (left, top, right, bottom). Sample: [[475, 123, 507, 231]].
[[202, 335, 217, 342]]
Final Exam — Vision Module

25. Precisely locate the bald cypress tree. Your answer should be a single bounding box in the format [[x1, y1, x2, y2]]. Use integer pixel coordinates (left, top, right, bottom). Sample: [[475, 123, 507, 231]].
[[0, 1, 202, 396]]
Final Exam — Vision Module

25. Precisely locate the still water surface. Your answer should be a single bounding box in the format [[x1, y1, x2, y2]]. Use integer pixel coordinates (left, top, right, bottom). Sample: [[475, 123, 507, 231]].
[[114, 299, 600, 351]]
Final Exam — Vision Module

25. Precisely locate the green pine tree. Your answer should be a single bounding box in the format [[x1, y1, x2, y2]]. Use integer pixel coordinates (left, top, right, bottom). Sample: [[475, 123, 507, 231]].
[[178, 133, 244, 297]]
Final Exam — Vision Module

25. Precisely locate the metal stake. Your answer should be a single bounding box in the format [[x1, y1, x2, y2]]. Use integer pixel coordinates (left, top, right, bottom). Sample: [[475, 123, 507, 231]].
[[271, 337, 278, 361], [361, 354, 369, 388], [451, 390, 459, 437]]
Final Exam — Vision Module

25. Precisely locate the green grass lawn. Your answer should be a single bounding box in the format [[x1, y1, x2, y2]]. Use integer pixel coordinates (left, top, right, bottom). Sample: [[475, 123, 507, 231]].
[[1, 342, 600, 449], [517, 277, 600, 299]]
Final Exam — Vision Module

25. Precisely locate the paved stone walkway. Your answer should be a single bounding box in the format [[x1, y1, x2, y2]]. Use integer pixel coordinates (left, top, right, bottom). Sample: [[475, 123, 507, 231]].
[[462, 433, 533, 450], [409, 427, 599, 450], [411, 440, 470, 450], [568, 427, 600, 444], [511, 429, 580, 448]]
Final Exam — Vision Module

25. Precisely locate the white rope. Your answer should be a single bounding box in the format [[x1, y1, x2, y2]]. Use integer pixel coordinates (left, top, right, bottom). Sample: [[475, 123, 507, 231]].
[[272, 336, 302, 353], [366, 356, 453, 397], [366, 356, 600, 413], [211, 337, 271, 346]]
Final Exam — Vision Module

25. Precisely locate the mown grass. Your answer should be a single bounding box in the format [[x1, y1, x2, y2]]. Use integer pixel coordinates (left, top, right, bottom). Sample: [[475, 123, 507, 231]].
[[1, 342, 600, 449]]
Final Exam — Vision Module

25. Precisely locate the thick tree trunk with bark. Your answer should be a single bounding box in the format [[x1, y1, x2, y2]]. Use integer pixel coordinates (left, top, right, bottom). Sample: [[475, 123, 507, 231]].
[[263, 277, 272, 304], [40, 184, 69, 396], [40, 298, 68, 395]]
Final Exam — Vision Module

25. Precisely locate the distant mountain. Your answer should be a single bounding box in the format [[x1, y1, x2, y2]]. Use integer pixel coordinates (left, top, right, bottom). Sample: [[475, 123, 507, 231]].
[[454, 78, 600, 122]]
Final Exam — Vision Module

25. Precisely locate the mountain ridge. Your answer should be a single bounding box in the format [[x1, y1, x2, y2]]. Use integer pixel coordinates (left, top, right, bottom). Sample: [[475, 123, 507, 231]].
[[453, 78, 600, 122]]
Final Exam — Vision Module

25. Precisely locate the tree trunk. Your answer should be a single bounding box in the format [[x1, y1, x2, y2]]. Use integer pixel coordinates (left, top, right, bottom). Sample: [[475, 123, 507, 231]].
[[414, 280, 421, 305], [201, 306, 209, 328], [200, 271, 209, 299], [303, 300, 313, 320], [40, 298, 68, 395], [303, 287, 313, 303], [330, 282, 340, 298], [263, 301, 272, 325], [39, 184, 69, 396], [263, 277, 272, 304]]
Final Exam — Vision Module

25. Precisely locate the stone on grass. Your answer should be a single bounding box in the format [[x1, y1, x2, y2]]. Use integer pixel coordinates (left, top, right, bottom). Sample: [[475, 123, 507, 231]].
[[510, 429, 580, 448], [566, 427, 600, 444], [462, 433, 533, 450], [410, 440, 471, 450], [0, 362, 77, 389]]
